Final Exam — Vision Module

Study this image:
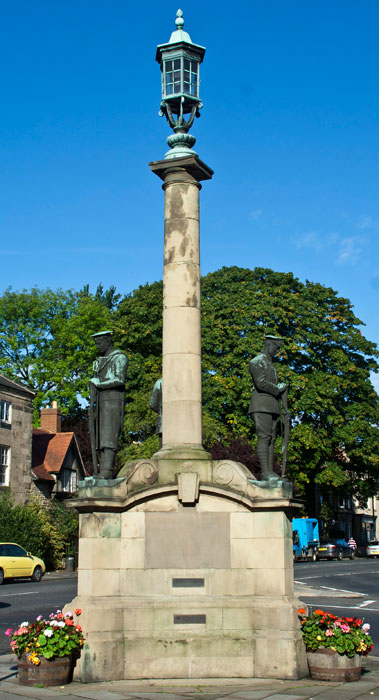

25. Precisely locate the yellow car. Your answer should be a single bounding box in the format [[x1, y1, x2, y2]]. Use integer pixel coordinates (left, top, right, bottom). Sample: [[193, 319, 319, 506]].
[[0, 543, 46, 584]]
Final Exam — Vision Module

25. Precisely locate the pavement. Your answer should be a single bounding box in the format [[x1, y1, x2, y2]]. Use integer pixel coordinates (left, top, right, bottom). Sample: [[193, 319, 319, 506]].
[[1, 655, 379, 700], [0, 574, 375, 699]]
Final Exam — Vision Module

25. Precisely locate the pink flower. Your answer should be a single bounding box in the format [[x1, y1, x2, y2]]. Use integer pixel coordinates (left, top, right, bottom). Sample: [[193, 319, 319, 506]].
[[4, 628, 13, 637], [36, 615, 43, 622], [340, 624, 350, 633], [325, 629, 334, 637]]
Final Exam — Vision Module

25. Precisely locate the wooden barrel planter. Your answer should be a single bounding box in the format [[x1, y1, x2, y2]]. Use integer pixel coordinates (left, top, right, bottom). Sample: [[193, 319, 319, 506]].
[[307, 648, 362, 682], [18, 653, 73, 686]]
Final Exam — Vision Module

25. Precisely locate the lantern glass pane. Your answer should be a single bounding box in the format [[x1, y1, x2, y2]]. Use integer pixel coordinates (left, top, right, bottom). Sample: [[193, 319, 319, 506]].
[[184, 59, 190, 70], [174, 59, 181, 69]]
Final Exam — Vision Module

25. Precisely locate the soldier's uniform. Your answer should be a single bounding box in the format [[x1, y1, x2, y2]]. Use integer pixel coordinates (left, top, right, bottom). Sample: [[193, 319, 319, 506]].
[[93, 349, 128, 452], [248, 337, 286, 480], [89, 331, 128, 478]]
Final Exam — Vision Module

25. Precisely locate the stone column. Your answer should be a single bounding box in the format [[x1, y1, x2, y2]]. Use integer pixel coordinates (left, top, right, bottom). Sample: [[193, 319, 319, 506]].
[[149, 155, 213, 466]]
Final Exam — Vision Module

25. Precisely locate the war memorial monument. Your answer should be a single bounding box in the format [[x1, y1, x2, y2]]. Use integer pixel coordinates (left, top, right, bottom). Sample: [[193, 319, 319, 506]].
[[65, 10, 308, 682]]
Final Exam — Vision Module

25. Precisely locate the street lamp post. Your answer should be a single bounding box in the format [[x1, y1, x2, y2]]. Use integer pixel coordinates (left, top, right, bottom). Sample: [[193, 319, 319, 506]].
[[150, 10, 213, 479]]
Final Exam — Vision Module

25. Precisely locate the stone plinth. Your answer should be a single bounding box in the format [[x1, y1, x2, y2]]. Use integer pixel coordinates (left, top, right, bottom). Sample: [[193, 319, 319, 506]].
[[65, 464, 308, 682]]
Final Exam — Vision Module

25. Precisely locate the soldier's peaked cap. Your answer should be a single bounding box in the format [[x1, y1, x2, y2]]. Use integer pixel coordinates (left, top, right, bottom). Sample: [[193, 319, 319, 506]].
[[91, 330, 113, 338], [265, 335, 285, 341]]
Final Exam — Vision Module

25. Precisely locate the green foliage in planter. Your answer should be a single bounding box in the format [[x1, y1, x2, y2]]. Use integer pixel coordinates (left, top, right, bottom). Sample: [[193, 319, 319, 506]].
[[298, 608, 374, 658], [6, 609, 83, 662]]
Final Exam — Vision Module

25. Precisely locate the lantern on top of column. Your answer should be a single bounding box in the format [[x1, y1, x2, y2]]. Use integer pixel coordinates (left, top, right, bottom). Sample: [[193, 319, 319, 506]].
[[156, 9, 206, 159]]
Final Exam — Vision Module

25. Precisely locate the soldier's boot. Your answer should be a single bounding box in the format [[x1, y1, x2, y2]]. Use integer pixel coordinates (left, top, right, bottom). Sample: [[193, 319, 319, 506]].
[[257, 440, 278, 482], [99, 448, 115, 479], [257, 441, 271, 481]]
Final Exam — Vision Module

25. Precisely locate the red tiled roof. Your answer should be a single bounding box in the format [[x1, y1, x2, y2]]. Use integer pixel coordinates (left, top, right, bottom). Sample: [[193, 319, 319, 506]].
[[31, 463, 55, 482], [32, 429, 75, 478]]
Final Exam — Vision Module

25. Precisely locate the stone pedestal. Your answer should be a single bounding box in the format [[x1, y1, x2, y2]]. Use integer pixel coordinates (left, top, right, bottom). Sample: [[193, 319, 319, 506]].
[[65, 463, 308, 682]]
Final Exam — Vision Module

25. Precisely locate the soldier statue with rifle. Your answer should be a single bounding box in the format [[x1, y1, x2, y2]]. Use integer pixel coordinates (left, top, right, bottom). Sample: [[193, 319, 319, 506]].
[[248, 335, 290, 483], [88, 331, 128, 479]]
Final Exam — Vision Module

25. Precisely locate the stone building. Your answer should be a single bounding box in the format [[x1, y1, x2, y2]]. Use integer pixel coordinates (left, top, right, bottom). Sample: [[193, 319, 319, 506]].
[[0, 373, 35, 504]]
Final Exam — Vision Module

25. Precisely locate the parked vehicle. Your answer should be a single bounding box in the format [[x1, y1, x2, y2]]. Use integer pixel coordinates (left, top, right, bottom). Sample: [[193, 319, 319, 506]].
[[0, 543, 45, 584], [318, 538, 355, 561], [293, 518, 320, 562], [366, 540, 379, 558]]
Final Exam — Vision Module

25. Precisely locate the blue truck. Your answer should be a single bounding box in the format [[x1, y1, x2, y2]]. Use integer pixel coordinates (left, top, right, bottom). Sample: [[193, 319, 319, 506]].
[[292, 517, 320, 562]]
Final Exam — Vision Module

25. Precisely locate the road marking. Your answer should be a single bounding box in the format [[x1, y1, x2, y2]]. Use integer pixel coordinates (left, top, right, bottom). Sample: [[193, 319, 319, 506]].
[[305, 603, 379, 612], [318, 585, 365, 595], [296, 571, 379, 580], [0, 592, 34, 598], [359, 600, 376, 608]]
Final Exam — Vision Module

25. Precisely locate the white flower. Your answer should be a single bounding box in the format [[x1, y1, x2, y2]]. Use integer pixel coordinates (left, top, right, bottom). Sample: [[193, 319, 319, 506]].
[[20, 622, 29, 627], [65, 612, 73, 618], [50, 620, 58, 627], [58, 621, 65, 628], [44, 629, 53, 638]]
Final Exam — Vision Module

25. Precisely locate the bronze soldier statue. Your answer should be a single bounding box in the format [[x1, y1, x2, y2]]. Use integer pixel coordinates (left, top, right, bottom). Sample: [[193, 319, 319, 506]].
[[89, 331, 128, 479], [248, 335, 288, 482], [149, 377, 162, 447]]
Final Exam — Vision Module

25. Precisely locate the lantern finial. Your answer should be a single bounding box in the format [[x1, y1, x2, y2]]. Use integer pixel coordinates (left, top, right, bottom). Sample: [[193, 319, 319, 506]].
[[175, 9, 184, 30]]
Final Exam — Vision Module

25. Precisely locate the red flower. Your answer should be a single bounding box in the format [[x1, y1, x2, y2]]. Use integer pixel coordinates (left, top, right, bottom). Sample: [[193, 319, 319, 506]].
[[75, 625, 82, 632], [74, 609, 82, 616]]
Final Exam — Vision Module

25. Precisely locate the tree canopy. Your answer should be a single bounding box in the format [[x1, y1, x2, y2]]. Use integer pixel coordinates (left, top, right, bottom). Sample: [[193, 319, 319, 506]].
[[0, 286, 112, 420], [1, 268, 378, 507], [114, 266, 379, 504]]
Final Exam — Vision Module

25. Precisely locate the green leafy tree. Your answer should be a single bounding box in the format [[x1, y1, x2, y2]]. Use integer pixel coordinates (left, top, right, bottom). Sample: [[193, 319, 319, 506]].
[[0, 490, 77, 569], [113, 281, 163, 460], [115, 267, 379, 505], [201, 267, 379, 503], [0, 286, 112, 420]]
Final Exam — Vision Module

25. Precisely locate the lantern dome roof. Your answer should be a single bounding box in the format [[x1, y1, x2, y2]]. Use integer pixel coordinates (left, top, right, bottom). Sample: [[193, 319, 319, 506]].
[[168, 9, 193, 44], [156, 9, 206, 65]]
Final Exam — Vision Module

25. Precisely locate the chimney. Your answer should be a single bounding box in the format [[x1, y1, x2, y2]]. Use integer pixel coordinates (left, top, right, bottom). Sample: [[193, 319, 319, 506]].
[[40, 401, 61, 433]]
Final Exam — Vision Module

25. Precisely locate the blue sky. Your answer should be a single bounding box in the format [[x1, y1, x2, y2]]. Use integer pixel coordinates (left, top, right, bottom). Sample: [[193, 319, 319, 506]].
[[1, 1, 378, 384]]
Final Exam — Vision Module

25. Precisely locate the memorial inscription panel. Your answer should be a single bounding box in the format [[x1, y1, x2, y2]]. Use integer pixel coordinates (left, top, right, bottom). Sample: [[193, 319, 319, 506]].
[[145, 512, 230, 569]]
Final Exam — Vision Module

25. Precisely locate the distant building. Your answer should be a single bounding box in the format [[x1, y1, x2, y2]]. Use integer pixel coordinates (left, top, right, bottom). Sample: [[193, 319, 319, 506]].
[[32, 403, 86, 501], [352, 496, 377, 546], [0, 373, 35, 504], [316, 487, 378, 550]]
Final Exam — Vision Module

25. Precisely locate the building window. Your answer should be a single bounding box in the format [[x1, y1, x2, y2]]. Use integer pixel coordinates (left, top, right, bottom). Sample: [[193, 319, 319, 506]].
[[0, 400, 11, 424], [61, 469, 78, 493], [0, 446, 10, 485]]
